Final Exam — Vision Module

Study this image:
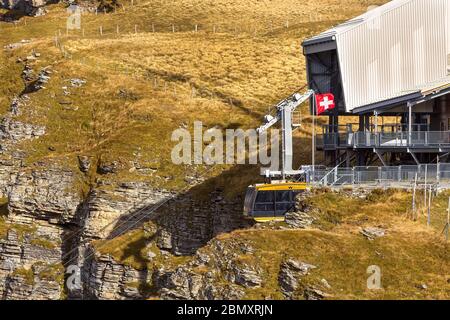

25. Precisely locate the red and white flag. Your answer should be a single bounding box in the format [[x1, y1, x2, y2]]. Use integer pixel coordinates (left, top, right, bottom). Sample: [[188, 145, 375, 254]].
[[315, 93, 335, 115]]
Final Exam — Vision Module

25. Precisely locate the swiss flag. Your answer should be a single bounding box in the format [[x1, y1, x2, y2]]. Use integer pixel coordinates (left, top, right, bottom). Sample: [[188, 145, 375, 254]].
[[315, 93, 335, 115]]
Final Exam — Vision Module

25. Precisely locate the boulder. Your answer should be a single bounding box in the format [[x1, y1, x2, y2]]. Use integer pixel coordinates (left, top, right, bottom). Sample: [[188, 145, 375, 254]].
[[278, 259, 316, 298], [360, 227, 386, 240]]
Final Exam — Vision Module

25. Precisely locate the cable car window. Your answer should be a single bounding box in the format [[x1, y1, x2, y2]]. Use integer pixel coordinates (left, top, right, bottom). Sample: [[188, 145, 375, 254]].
[[275, 202, 294, 213], [275, 190, 291, 202], [275, 191, 295, 214], [254, 191, 275, 213], [255, 191, 274, 203]]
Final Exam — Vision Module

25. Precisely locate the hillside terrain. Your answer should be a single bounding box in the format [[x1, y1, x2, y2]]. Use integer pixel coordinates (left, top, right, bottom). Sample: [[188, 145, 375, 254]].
[[0, 0, 448, 300]]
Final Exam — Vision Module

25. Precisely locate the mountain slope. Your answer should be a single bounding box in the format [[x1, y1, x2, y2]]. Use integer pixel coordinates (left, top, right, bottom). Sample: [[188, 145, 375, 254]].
[[3, 0, 447, 301]]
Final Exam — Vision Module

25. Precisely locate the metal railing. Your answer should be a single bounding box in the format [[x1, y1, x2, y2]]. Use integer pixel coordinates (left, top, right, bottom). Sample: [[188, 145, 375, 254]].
[[317, 132, 354, 149], [303, 164, 450, 188], [318, 131, 450, 149]]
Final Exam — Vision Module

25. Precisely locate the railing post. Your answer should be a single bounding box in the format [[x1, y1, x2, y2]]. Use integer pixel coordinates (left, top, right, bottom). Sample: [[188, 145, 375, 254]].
[[408, 101, 412, 146], [437, 161, 440, 185], [378, 166, 382, 185], [398, 165, 401, 182], [334, 167, 338, 184], [424, 164, 428, 190]]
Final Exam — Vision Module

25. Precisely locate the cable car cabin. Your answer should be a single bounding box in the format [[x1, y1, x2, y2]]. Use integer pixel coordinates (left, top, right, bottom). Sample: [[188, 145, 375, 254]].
[[243, 182, 308, 222]]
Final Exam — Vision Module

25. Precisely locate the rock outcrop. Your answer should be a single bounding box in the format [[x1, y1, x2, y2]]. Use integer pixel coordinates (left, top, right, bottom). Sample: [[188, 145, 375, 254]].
[[278, 259, 316, 298], [0, 0, 55, 17], [0, 225, 64, 300], [285, 210, 314, 229], [360, 226, 386, 240], [278, 258, 332, 300], [80, 238, 254, 300], [0, 118, 45, 145], [7, 169, 81, 223], [82, 253, 149, 300], [156, 191, 251, 255], [76, 182, 173, 240], [0, 151, 252, 300]]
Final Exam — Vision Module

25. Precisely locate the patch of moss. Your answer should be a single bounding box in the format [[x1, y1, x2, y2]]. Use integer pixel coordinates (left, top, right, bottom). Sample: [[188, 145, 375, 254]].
[[305, 189, 413, 231], [30, 238, 58, 250], [0, 217, 8, 239], [125, 280, 154, 296], [11, 223, 38, 242], [94, 228, 191, 271], [0, 220, 37, 242], [12, 267, 35, 286], [37, 263, 65, 284]]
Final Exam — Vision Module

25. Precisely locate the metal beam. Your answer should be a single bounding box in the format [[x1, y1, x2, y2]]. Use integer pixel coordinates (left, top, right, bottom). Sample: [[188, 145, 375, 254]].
[[302, 37, 336, 49], [410, 86, 450, 105], [374, 110, 378, 133], [352, 92, 421, 114], [373, 149, 387, 166], [407, 148, 420, 165], [408, 101, 412, 145]]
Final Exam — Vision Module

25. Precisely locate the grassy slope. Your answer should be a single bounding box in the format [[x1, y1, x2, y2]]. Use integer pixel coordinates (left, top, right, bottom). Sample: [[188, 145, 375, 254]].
[[0, 0, 388, 196], [241, 190, 449, 300]]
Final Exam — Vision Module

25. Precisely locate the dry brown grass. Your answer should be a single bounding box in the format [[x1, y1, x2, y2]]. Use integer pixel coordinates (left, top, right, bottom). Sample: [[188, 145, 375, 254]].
[[3, 1, 447, 301], [0, 0, 389, 193], [212, 190, 450, 300]]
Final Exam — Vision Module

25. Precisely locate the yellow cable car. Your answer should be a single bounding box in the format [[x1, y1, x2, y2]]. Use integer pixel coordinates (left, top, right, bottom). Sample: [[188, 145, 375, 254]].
[[243, 182, 308, 222], [244, 90, 314, 222]]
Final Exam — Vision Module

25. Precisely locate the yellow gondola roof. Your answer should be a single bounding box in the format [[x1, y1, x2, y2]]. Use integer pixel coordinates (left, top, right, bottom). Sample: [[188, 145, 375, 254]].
[[254, 182, 308, 191]]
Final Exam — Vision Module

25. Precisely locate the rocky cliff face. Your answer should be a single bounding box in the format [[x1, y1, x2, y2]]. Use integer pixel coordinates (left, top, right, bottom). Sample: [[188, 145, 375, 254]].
[[0, 0, 55, 17], [70, 182, 252, 299], [0, 157, 255, 299], [78, 227, 327, 300], [0, 163, 81, 299], [0, 227, 63, 300]]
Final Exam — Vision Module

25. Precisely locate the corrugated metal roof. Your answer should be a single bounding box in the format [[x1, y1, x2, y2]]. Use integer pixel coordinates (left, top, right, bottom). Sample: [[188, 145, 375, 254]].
[[351, 76, 450, 113], [303, 0, 450, 113], [303, 0, 412, 46]]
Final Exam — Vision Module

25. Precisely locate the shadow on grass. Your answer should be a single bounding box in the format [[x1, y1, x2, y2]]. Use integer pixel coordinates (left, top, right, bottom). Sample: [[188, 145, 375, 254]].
[[106, 135, 318, 254], [0, 9, 26, 22]]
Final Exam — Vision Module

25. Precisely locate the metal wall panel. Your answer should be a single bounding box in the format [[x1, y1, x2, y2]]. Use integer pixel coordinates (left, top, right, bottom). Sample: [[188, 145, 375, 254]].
[[447, 0, 450, 71], [336, 0, 449, 112]]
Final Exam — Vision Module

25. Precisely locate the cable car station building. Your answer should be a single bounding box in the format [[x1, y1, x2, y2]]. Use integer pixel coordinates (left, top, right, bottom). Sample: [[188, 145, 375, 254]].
[[302, 0, 450, 167]]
